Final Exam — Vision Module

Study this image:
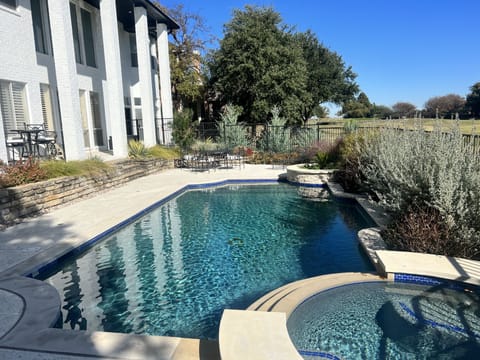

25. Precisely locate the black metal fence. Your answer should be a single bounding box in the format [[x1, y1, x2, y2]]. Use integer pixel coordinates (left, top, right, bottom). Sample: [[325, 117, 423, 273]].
[[194, 122, 352, 152], [160, 119, 480, 154]]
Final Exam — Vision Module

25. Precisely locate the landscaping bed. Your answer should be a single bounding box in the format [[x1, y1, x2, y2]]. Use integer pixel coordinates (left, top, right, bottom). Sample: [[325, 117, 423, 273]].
[[0, 158, 172, 227]]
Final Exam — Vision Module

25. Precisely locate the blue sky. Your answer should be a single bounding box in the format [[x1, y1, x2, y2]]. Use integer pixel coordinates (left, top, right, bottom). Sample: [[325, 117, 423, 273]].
[[160, 0, 480, 110]]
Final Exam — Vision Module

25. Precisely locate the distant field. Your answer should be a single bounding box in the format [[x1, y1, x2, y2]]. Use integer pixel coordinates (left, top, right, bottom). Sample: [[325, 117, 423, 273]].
[[316, 118, 480, 135]]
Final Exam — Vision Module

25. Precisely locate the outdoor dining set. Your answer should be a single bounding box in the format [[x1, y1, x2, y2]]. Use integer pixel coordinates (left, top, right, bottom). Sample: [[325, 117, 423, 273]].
[[174, 151, 245, 171], [5, 123, 58, 163]]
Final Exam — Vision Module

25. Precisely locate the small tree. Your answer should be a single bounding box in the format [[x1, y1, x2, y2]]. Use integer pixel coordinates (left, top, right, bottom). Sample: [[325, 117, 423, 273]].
[[217, 104, 248, 150], [172, 109, 195, 151], [259, 106, 291, 153]]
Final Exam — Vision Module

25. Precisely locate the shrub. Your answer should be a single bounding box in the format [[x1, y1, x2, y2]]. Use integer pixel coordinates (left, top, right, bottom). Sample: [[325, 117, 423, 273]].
[[172, 109, 196, 151], [359, 123, 480, 259], [0, 158, 48, 187], [191, 138, 220, 153], [300, 139, 343, 169], [128, 140, 149, 158], [332, 132, 369, 193], [382, 206, 458, 256]]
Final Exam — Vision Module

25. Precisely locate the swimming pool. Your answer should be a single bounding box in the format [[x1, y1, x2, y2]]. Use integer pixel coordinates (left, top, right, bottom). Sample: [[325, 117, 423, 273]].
[[287, 281, 480, 359], [39, 183, 374, 339]]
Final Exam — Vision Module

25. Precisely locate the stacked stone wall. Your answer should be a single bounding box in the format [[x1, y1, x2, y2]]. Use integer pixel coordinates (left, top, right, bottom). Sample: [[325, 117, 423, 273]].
[[0, 159, 172, 225]]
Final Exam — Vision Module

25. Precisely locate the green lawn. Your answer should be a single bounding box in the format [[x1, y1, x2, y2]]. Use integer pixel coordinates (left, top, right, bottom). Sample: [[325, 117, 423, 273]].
[[314, 118, 480, 135]]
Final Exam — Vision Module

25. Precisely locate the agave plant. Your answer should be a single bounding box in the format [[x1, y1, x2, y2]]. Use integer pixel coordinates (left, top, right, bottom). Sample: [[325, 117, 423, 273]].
[[128, 140, 149, 159]]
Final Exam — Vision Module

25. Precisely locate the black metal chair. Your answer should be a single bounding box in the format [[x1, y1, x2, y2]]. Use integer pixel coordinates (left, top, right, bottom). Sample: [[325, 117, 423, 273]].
[[35, 130, 58, 158], [25, 124, 58, 159], [5, 131, 26, 163]]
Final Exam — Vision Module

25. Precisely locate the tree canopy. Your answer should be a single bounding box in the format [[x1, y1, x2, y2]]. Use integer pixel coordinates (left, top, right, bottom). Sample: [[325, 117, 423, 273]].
[[294, 30, 358, 122], [392, 102, 417, 118], [208, 6, 357, 125], [424, 94, 466, 119], [466, 82, 480, 118], [157, 3, 211, 113]]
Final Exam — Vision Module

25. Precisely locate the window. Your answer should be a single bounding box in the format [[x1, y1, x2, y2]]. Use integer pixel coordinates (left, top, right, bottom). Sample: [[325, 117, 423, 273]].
[[79, 90, 90, 147], [90, 92, 104, 146], [70, 3, 96, 67], [80, 8, 96, 67], [0, 0, 17, 9], [31, 0, 51, 54], [130, 34, 138, 68], [70, 3, 82, 63], [40, 84, 55, 130], [0, 80, 29, 133]]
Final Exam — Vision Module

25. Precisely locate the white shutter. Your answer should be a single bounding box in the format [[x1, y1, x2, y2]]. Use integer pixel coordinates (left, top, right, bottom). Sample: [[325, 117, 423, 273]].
[[0, 81, 15, 133], [11, 82, 28, 128], [1, 80, 29, 132], [40, 83, 54, 130]]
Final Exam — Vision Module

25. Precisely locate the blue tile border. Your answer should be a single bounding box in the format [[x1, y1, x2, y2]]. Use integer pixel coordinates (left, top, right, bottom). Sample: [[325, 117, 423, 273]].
[[298, 349, 342, 360], [394, 273, 444, 286], [393, 273, 479, 293]]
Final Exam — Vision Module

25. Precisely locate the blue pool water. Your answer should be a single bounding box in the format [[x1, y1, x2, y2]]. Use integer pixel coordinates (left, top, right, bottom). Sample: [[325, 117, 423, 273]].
[[39, 183, 374, 339], [288, 281, 480, 359]]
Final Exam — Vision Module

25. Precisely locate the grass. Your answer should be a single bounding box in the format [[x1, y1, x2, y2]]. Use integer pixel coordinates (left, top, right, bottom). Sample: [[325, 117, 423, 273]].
[[148, 145, 181, 159], [310, 118, 480, 135], [40, 158, 112, 179]]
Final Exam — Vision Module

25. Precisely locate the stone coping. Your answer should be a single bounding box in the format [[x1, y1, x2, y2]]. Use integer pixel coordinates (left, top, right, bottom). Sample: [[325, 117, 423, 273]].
[[376, 250, 480, 286], [247, 272, 384, 315], [0, 275, 220, 360], [285, 164, 336, 175], [0, 276, 59, 344], [219, 310, 302, 360]]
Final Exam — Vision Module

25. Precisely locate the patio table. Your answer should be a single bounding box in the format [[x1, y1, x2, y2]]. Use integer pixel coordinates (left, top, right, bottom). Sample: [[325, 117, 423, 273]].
[[11, 128, 42, 158]]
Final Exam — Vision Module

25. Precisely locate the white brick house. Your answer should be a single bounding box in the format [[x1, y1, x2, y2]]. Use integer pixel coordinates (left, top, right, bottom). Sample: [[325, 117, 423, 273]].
[[0, 0, 178, 162]]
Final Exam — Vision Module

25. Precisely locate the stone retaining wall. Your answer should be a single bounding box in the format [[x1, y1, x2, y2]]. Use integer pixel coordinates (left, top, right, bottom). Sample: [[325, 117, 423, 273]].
[[0, 159, 172, 225]]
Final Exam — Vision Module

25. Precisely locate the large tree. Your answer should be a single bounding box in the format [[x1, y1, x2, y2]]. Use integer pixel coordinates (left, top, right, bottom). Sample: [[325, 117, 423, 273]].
[[208, 6, 307, 125], [341, 92, 371, 118], [156, 3, 211, 114], [424, 94, 466, 119], [466, 82, 480, 118], [294, 31, 358, 123]]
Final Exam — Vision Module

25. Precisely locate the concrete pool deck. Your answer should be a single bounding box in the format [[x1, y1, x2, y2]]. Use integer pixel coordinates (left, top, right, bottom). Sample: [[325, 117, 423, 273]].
[[0, 165, 285, 360]]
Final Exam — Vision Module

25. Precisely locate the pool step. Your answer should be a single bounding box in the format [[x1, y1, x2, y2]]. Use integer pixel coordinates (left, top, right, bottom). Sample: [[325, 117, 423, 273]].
[[249, 272, 384, 315]]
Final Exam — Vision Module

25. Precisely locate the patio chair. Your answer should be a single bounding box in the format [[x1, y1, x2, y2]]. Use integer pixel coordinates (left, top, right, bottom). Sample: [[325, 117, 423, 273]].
[[35, 130, 58, 158], [25, 124, 58, 158], [5, 131, 26, 163]]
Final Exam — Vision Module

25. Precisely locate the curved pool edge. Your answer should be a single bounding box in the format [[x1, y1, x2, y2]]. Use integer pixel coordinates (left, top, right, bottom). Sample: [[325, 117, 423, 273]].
[[247, 272, 385, 315]]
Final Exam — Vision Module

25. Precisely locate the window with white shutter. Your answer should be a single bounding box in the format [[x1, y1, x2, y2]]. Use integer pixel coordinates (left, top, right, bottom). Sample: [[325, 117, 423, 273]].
[[0, 80, 29, 134], [40, 84, 55, 130]]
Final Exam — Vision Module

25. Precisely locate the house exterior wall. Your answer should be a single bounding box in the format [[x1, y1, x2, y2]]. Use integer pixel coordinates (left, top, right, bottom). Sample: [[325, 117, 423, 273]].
[[0, 0, 176, 163]]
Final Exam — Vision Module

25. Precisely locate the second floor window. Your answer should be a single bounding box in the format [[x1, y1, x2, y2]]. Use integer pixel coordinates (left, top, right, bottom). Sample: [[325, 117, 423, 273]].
[[81, 8, 96, 67], [31, 0, 51, 54], [70, 2, 96, 67]]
